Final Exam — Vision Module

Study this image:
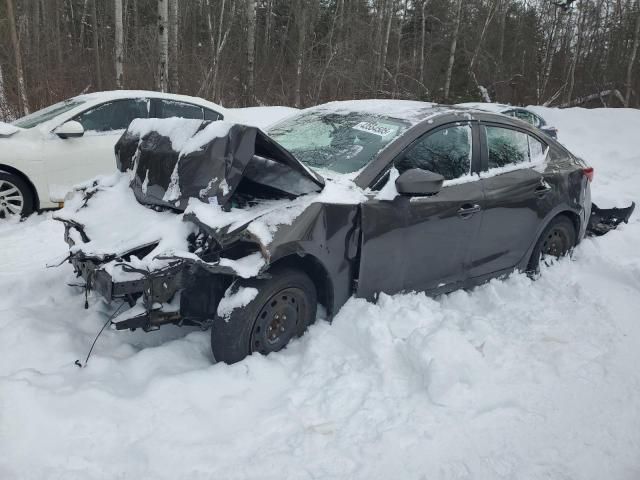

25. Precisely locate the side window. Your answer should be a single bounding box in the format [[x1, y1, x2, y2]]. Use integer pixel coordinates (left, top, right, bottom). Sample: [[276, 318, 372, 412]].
[[204, 108, 223, 121], [529, 136, 546, 162], [395, 124, 472, 180], [74, 99, 148, 132], [485, 126, 546, 169], [159, 100, 204, 120]]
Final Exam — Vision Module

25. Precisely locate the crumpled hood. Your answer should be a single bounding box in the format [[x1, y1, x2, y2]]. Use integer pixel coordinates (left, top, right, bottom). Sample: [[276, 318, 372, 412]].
[[115, 118, 324, 211]]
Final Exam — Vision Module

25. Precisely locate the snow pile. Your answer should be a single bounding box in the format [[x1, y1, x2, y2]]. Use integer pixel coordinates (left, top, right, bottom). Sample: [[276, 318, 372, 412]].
[[54, 173, 192, 261], [530, 105, 639, 208], [217, 286, 259, 317], [2, 107, 640, 479], [127, 117, 204, 152], [127, 117, 235, 157]]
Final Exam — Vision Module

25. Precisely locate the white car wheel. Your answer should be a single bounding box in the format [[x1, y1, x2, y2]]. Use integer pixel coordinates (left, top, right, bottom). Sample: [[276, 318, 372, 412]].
[[0, 175, 29, 219]]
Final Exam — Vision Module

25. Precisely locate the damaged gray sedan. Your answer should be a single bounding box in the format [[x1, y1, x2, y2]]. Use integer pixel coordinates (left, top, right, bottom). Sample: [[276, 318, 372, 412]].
[[55, 100, 633, 364]]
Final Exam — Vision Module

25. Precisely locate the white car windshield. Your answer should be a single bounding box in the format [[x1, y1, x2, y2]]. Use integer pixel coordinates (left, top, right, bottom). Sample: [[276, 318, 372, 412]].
[[267, 111, 410, 174], [12, 98, 85, 129]]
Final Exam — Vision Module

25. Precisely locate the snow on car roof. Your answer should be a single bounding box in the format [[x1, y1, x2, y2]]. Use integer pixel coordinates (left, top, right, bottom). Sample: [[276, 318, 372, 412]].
[[456, 102, 514, 113], [303, 99, 445, 124]]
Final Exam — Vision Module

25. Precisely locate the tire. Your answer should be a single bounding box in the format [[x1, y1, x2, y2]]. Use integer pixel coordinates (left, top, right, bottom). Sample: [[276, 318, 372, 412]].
[[527, 215, 576, 273], [0, 172, 34, 219], [211, 267, 317, 364]]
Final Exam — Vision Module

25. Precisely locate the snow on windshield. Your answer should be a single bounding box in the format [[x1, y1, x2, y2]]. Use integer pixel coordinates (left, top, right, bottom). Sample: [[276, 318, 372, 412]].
[[268, 110, 411, 174]]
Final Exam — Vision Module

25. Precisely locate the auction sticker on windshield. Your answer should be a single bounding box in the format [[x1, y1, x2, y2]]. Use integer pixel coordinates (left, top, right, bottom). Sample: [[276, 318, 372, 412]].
[[352, 121, 398, 140]]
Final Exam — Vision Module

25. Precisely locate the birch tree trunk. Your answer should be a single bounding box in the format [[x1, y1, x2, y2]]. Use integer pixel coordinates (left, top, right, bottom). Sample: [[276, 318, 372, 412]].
[[115, 0, 124, 88], [419, 0, 429, 87], [565, 0, 586, 104], [377, 0, 394, 91], [157, 0, 169, 92], [0, 64, 11, 120], [169, 0, 179, 92], [91, 0, 102, 90], [246, 0, 256, 105], [294, 0, 307, 108], [540, 7, 560, 101], [6, 0, 30, 115], [443, 0, 463, 101], [624, 1, 640, 106]]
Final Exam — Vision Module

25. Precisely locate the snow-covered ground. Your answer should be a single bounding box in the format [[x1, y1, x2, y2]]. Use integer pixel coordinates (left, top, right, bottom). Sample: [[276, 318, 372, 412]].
[[1, 107, 640, 479]]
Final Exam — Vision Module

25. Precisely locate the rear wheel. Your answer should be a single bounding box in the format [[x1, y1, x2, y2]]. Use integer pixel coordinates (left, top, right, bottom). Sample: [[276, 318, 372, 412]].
[[527, 215, 576, 273], [0, 172, 33, 219], [211, 267, 317, 364]]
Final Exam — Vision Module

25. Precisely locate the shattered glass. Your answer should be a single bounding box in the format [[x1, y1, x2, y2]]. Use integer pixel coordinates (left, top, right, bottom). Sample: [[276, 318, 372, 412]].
[[268, 111, 410, 174]]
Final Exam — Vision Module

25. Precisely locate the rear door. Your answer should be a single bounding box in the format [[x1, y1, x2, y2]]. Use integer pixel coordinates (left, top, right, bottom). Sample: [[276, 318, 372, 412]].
[[357, 121, 484, 298], [468, 123, 553, 278]]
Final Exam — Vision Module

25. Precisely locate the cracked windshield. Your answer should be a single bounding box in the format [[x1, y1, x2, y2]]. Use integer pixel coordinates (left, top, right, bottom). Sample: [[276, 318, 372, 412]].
[[268, 111, 410, 174]]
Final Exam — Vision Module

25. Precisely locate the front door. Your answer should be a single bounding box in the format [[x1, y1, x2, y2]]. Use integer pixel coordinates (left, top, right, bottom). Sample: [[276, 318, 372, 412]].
[[357, 122, 484, 299], [44, 98, 148, 201]]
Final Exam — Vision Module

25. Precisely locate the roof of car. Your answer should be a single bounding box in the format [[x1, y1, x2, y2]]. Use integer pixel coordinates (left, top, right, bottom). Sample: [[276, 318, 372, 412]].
[[456, 102, 515, 113], [300, 99, 459, 125], [73, 90, 229, 116]]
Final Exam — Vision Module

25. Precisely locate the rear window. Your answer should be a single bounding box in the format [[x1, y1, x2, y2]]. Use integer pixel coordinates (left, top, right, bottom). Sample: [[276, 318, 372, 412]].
[[485, 126, 547, 170]]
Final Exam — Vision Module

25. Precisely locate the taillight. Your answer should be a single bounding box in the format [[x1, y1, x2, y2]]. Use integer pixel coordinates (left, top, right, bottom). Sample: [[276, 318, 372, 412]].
[[583, 167, 594, 182]]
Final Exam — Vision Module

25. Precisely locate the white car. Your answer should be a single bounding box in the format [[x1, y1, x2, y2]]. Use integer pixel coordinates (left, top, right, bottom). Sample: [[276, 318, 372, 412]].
[[0, 90, 235, 219]]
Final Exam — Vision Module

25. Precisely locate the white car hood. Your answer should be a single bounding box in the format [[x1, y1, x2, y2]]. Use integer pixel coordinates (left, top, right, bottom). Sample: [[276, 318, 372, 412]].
[[0, 122, 21, 138]]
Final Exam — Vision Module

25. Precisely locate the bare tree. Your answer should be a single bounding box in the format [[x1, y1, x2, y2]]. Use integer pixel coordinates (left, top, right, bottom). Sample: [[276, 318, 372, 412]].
[[565, 0, 587, 104], [0, 64, 11, 120], [443, 0, 463, 101], [200, 0, 235, 101], [156, 0, 169, 92], [115, 0, 124, 89], [294, 0, 307, 107], [418, 0, 431, 88], [377, 0, 394, 90], [3, 0, 640, 111], [625, 1, 640, 106], [246, 0, 256, 104], [91, 0, 102, 90], [168, 0, 179, 92], [6, 0, 29, 114]]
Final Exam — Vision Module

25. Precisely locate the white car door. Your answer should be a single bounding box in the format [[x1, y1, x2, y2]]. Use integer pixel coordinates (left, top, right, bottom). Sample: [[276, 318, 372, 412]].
[[44, 98, 148, 201]]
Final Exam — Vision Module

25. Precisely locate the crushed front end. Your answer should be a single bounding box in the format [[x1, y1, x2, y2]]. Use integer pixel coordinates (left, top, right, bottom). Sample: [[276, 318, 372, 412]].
[[55, 117, 324, 333]]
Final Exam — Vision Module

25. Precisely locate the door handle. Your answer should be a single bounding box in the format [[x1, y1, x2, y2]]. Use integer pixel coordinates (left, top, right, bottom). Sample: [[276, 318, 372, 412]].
[[457, 203, 481, 218], [535, 182, 552, 197]]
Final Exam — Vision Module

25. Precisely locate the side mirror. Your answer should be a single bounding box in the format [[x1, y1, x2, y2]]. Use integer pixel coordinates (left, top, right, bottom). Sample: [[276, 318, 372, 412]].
[[54, 121, 84, 139], [395, 168, 444, 196]]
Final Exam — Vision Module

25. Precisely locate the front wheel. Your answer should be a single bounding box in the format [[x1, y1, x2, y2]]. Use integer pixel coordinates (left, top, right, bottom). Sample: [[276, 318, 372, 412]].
[[0, 172, 33, 219], [527, 215, 576, 274], [211, 267, 317, 364]]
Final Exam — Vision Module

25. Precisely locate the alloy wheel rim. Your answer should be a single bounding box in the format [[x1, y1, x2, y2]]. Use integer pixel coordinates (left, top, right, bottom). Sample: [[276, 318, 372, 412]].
[[0, 180, 24, 218]]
